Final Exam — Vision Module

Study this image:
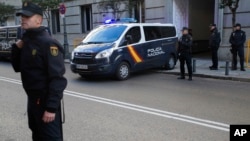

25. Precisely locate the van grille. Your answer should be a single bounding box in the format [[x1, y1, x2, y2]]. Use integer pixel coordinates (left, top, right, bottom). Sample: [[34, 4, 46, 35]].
[[72, 58, 96, 64], [74, 52, 93, 58]]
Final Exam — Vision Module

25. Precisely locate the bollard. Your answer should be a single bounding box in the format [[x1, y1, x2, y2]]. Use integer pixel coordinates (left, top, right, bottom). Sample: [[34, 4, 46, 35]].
[[225, 61, 229, 76], [193, 59, 196, 73]]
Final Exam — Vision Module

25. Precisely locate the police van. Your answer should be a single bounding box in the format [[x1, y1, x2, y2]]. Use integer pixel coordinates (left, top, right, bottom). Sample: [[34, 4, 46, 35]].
[[71, 23, 178, 80], [0, 25, 21, 59]]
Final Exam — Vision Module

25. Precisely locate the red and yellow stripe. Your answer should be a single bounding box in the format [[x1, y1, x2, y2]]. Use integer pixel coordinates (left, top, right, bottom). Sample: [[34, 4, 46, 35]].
[[128, 45, 143, 63]]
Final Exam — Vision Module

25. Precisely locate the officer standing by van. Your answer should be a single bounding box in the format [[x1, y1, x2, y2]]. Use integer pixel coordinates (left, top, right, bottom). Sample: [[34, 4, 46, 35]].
[[209, 24, 221, 70], [229, 23, 246, 71], [178, 27, 193, 81], [11, 2, 67, 141]]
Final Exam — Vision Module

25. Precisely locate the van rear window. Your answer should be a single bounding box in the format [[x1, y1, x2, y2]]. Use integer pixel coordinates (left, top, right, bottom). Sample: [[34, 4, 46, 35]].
[[143, 26, 176, 41]]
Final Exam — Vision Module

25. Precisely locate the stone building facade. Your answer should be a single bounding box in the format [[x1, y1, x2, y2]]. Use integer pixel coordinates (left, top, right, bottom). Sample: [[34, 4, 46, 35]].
[[1, 0, 250, 60]]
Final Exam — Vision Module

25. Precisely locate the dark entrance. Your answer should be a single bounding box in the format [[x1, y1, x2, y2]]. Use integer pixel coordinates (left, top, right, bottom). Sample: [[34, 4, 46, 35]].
[[189, 0, 215, 53]]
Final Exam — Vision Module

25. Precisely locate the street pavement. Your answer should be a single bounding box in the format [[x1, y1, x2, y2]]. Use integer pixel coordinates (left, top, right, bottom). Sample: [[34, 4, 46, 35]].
[[0, 60, 250, 141]]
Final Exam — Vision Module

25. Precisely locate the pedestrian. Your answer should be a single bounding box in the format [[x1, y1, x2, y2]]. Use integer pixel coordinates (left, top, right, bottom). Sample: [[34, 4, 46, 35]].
[[209, 24, 221, 70], [11, 2, 67, 141], [229, 23, 246, 71], [178, 27, 193, 81]]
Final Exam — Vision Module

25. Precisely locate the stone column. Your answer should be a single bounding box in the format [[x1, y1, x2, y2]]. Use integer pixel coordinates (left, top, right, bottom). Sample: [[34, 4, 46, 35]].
[[164, 0, 173, 23]]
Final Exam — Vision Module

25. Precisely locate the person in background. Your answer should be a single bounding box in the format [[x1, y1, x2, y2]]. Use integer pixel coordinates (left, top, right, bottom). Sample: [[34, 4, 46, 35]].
[[178, 27, 193, 81], [229, 23, 246, 71], [208, 24, 221, 70]]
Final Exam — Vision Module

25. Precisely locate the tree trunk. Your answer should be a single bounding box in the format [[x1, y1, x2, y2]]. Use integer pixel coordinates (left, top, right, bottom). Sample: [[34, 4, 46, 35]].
[[232, 9, 236, 27]]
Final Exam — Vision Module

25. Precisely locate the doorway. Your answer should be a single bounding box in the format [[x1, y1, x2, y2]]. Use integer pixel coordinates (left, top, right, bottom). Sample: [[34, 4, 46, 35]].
[[189, 0, 215, 53]]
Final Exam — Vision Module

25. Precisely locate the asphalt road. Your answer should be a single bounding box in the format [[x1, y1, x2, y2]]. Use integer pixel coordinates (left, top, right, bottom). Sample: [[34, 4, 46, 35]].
[[0, 61, 250, 141]]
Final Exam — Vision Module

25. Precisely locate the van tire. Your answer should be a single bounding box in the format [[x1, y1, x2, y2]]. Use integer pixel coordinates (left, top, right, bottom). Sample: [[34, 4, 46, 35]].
[[165, 55, 175, 70], [115, 62, 130, 80]]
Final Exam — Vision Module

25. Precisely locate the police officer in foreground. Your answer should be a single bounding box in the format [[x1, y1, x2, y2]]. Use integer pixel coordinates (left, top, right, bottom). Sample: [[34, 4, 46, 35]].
[[178, 27, 193, 81], [209, 24, 221, 70], [11, 2, 67, 141], [229, 23, 246, 71]]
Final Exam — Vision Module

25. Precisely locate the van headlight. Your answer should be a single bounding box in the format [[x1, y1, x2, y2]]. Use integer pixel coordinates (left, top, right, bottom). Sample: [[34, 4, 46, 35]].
[[95, 48, 113, 59]]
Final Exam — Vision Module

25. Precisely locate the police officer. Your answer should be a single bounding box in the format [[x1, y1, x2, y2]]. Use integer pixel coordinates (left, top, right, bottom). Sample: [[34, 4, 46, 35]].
[[11, 2, 67, 141], [209, 24, 221, 70], [178, 27, 193, 81], [229, 23, 246, 71]]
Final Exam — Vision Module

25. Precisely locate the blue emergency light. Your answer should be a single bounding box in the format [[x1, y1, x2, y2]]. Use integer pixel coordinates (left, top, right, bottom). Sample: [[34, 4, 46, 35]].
[[104, 18, 137, 24]]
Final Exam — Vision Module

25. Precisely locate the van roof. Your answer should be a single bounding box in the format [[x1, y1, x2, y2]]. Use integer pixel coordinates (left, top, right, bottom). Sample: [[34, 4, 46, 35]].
[[102, 23, 176, 27]]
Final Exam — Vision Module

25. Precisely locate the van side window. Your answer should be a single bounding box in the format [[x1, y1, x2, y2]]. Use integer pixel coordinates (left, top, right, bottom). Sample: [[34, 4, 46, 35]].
[[161, 26, 176, 38], [8, 29, 18, 38], [143, 26, 161, 41], [144, 26, 176, 41], [0, 29, 7, 39], [120, 26, 141, 46]]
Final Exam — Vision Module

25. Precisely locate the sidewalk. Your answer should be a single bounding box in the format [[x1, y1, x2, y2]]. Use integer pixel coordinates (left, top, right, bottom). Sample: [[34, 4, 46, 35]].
[[158, 59, 250, 82]]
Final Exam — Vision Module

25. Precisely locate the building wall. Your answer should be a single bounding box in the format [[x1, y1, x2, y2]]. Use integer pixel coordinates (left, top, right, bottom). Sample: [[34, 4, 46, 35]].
[[0, 0, 22, 26], [217, 0, 250, 60], [3, 0, 249, 60], [144, 0, 165, 23]]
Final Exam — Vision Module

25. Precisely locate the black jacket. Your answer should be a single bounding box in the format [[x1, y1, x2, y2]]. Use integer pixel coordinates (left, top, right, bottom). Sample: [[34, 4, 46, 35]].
[[11, 26, 67, 113], [178, 34, 192, 54], [229, 30, 246, 47], [209, 28, 221, 47]]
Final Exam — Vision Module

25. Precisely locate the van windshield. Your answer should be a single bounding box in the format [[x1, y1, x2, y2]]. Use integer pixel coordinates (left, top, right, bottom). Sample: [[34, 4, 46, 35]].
[[83, 25, 127, 44]]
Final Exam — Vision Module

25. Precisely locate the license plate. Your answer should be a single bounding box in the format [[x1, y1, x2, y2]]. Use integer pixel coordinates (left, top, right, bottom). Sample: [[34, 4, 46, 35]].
[[76, 64, 88, 70]]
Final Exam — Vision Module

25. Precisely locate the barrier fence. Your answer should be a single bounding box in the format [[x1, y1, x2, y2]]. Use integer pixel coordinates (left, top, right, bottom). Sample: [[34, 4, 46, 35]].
[[247, 39, 250, 68], [73, 38, 83, 48]]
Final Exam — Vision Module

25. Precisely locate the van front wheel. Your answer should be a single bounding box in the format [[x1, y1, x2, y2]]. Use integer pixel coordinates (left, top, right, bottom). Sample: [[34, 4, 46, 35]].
[[165, 55, 175, 70], [115, 62, 130, 80]]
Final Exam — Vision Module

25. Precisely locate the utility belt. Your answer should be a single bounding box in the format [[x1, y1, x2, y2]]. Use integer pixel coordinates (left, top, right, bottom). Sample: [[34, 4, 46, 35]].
[[25, 88, 65, 124], [25, 89, 47, 97], [25, 89, 48, 107]]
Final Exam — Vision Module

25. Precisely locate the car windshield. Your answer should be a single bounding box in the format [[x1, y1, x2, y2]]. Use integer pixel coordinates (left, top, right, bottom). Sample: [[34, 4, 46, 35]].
[[83, 25, 127, 44]]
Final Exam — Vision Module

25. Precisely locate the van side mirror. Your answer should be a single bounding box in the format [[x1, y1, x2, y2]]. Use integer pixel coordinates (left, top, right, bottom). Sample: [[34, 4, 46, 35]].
[[126, 35, 132, 44], [119, 35, 133, 46]]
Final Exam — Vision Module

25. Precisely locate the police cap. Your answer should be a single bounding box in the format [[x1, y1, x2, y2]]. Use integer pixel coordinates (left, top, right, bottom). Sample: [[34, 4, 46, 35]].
[[182, 27, 189, 31], [16, 2, 43, 17], [209, 23, 216, 27], [235, 23, 241, 27]]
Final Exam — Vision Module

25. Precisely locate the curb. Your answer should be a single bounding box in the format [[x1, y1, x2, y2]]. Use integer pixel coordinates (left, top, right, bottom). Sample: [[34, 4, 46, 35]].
[[156, 71, 250, 83], [64, 59, 70, 63]]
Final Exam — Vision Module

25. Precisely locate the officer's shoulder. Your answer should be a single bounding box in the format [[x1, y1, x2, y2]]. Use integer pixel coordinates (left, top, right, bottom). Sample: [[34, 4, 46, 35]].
[[43, 37, 63, 49], [187, 35, 192, 40]]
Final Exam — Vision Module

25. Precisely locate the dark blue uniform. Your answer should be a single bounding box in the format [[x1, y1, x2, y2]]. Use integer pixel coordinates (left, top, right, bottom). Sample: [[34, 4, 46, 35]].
[[209, 28, 221, 69], [229, 29, 246, 70], [11, 26, 67, 141], [178, 34, 193, 80]]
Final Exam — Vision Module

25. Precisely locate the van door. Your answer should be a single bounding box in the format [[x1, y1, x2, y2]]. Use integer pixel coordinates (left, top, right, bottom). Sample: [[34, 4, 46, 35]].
[[143, 26, 165, 67], [118, 26, 145, 70]]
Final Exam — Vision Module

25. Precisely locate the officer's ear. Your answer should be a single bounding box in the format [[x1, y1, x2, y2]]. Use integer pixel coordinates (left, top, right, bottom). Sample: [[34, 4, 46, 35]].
[[35, 15, 43, 25]]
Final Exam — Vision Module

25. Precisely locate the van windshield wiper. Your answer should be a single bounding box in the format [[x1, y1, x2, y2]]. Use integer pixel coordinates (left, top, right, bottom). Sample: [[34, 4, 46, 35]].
[[86, 41, 104, 44]]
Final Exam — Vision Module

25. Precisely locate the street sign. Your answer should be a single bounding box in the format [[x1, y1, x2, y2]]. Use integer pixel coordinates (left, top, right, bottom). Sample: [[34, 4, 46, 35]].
[[59, 4, 66, 15]]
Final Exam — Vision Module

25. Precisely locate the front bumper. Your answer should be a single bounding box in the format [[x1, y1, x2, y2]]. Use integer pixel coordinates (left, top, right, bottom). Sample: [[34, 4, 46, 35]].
[[70, 58, 115, 76]]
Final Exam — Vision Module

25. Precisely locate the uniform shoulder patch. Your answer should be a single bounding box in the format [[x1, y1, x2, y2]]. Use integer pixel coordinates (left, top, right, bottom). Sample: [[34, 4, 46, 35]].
[[50, 46, 58, 56]]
